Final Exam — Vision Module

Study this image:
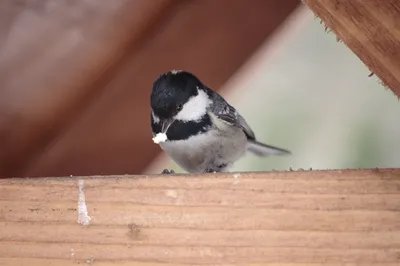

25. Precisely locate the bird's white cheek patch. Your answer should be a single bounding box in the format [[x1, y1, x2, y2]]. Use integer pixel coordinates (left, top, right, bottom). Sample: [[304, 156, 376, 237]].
[[175, 89, 211, 122], [152, 133, 168, 144]]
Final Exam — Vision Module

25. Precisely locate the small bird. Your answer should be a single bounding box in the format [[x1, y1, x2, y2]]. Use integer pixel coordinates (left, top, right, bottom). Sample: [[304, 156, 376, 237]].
[[150, 70, 291, 174]]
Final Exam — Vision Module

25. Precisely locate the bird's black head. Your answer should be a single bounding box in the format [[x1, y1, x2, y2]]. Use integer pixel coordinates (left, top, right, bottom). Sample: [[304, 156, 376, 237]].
[[150, 70, 204, 119]]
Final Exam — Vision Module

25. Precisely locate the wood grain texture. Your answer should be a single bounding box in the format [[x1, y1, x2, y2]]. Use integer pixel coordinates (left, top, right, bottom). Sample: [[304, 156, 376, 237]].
[[1, 169, 400, 265], [302, 0, 400, 97]]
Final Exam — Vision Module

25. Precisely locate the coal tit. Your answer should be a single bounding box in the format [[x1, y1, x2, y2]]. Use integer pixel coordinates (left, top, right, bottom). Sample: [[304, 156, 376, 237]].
[[150, 70, 291, 174]]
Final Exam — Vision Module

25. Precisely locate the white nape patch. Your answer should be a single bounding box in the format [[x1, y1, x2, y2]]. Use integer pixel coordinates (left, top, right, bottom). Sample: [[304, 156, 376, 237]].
[[153, 132, 168, 144], [174, 88, 211, 121], [77, 179, 91, 226], [170, 69, 182, 75], [152, 111, 160, 123]]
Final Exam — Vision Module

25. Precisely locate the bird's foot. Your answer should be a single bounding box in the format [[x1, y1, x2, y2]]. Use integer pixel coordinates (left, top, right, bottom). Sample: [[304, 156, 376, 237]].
[[205, 163, 227, 173], [161, 169, 175, 174]]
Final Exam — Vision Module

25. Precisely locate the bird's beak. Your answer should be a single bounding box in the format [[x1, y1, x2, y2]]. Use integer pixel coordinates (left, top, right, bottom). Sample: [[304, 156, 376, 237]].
[[161, 118, 174, 133]]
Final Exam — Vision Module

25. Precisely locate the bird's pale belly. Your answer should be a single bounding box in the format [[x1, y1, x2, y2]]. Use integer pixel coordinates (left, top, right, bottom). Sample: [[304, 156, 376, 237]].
[[159, 129, 247, 173]]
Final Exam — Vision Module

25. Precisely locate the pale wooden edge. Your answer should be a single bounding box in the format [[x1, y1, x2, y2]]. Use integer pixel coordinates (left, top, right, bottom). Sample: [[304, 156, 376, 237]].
[[1, 168, 399, 182]]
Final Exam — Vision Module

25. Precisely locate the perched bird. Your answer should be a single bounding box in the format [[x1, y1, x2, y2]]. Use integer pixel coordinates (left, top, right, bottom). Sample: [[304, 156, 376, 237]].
[[150, 70, 291, 174]]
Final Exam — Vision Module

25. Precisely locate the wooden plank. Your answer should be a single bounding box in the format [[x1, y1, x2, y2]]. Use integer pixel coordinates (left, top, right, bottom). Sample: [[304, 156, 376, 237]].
[[0, 169, 399, 265], [302, 0, 400, 97]]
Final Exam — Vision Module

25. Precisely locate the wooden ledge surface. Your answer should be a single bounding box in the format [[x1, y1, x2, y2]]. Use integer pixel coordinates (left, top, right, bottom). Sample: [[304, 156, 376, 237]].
[[1, 169, 400, 265]]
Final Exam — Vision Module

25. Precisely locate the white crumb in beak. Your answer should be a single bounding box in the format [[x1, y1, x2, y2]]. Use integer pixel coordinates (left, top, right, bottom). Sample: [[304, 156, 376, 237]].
[[152, 133, 168, 144]]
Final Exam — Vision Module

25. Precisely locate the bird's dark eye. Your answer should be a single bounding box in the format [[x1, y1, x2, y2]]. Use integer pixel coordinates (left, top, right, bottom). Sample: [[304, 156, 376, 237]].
[[177, 104, 183, 111]]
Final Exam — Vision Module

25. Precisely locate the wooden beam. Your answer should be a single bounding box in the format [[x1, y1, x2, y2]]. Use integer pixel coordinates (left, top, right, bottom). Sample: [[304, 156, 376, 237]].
[[0, 0, 175, 178], [302, 0, 400, 97], [1, 169, 400, 265]]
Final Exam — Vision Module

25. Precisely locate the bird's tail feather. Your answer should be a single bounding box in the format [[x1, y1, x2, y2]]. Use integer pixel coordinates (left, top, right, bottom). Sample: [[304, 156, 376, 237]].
[[246, 140, 291, 157]]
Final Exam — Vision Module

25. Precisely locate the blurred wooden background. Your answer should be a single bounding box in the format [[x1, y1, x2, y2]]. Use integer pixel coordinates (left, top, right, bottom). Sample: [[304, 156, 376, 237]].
[[0, 0, 300, 178]]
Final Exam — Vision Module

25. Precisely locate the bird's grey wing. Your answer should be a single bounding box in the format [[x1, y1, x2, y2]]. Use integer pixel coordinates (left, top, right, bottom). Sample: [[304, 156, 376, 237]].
[[209, 93, 256, 140], [209, 91, 291, 157]]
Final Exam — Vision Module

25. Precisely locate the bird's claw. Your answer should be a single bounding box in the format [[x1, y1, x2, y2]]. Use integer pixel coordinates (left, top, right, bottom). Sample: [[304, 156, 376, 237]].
[[161, 169, 175, 174]]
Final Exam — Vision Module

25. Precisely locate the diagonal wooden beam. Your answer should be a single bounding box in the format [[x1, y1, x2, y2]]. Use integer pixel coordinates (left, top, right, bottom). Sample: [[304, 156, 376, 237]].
[[0, 0, 176, 178], [302, 0, 400, 97], [1, 169, 400, 264]]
